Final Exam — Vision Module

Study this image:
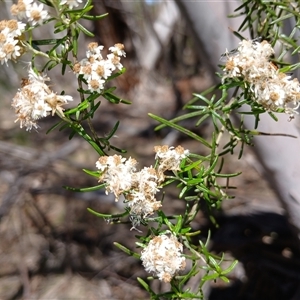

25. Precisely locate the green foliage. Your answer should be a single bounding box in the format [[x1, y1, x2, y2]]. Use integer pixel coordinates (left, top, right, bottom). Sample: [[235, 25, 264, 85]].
[[19, 0, 127, 154], [3, 0, 300, 299]]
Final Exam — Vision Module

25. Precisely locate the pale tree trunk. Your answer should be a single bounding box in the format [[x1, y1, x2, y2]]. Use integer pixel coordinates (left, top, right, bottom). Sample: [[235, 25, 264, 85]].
[[176, 0, 300, 235]]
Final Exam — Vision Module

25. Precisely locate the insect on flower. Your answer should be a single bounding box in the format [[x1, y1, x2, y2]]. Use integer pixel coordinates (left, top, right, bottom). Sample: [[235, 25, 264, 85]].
[[270, 61, 279, 71], [220, 36, 262, 62]]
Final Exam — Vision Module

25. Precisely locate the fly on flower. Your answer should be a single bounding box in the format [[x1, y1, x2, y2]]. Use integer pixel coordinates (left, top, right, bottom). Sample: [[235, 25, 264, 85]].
[[220, 37, 262, 62], [220, 48, 239, 62]]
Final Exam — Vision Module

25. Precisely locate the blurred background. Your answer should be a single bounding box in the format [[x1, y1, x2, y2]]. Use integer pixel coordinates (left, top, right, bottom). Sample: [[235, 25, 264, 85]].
[[1, 1, 300, 299]]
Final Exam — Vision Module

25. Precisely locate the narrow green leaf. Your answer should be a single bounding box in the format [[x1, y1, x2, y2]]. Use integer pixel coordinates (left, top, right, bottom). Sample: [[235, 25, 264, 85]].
[[106, 67, 126, 81], [178, 186, 188, 199], [214, 172, 241, 178], [86, 92, 101, 103], [239, 139, 245, 159], [181, 159, 203, 172], [155, 111, 207, 131], [220, 260, 238, 275], [114, 242, 140, 259], [105, 121, 120, 139], [270, 13, 294, 24], [46, 120, 64, 134], [47, 61, 58, 70], [203, 155, 219, 177], [87, 208, 129, 219], [149, 113, 211, 148], [82, 169, 100, 177], [208, 256, 221, 273], [73, 36, 78, 56], [102, 91, 130, 104], [90, 101, 101, 117], [220, 275, 230, 283], [32, 39, 60, 45], [38, 0, 54, 7], [195, 114, 210, 127], [188, 93, 211, 106], [82, 13, 109, 20], [137, 277, 157, 297], [76, 22, 94, 37], [83, 0, 92, 9], [185, 178, 203, 185], [108, 145, 127, 153], [202, 273, 219, 282], [292, 45, 300, 55], [64, 101, 89, 115], [64, 5, 93, 15], [174, 215, 183, 233], [184, 85, 218, 107], [54, 25, 68, 34], [64, 184, 105, 192], [68, 129, 76, 140]]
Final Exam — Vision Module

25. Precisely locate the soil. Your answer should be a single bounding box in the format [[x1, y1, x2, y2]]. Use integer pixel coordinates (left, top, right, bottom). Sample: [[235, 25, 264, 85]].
[[2, 65, 300, 300]]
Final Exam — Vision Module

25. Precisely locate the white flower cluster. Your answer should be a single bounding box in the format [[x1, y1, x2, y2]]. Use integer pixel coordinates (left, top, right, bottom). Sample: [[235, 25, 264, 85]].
[[0, 20, 25, 65], [222, 39, 300, 118], [140, 233, 186, 282], [1, 0, 51, 65], [95, 145, 189, 218], [11, 66, 73, 131], [73, 42, 126, 93], [11, 0, 49, 26], [127, 167, 161, 217]]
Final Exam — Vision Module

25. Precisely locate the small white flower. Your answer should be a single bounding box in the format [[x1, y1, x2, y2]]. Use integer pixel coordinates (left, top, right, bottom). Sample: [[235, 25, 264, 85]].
[[11, 0, 34, 20], [31, 97, 52, 119], [26, 2, 49, 26], [154, 145, 189, 174], [6, 20, 26, 37], [133, 167, 160, 196], [109, 43, 126, 57], [45, 93, 73, 116], [0, 39, 21, 64], [96, 155, 137, 200], [86, 43, 104, 60], [87, 77, 105, 93], [125, 167, 161, 217], [126, 191, 161, 217], [28, 65, 50, 83], [60, 0, 83, 9], [107, 53, 123, 71], [91, 60, 113, 79], [141, 233, 186, 282]]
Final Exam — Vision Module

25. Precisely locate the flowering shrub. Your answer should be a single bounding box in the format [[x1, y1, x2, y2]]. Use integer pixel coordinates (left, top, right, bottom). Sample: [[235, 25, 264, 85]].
[[1, 0, 300, 299]]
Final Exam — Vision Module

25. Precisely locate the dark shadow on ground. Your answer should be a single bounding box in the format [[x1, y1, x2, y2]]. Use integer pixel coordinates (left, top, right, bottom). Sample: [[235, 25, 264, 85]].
[[209, 212, 300, 300]]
